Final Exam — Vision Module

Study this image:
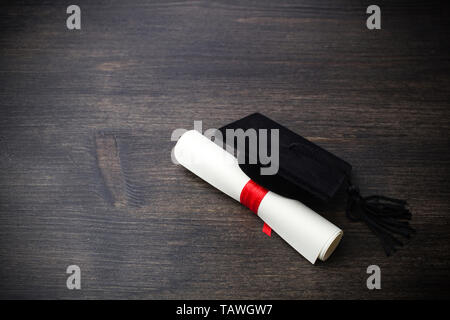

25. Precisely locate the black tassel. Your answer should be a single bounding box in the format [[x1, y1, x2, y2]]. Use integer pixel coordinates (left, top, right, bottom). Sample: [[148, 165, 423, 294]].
[[346, 184, 415, 256]]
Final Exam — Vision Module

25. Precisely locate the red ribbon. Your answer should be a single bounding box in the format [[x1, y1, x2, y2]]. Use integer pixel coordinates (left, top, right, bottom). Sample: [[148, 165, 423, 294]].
[[240, 180, 272, 236]]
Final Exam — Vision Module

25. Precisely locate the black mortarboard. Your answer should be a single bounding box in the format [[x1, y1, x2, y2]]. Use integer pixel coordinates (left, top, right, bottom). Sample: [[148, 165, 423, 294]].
[[219, 113, 414, 255]]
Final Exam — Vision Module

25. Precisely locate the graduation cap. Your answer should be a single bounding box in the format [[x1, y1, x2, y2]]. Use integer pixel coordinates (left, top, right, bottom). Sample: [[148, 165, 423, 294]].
[[218, 113, 414, 256]]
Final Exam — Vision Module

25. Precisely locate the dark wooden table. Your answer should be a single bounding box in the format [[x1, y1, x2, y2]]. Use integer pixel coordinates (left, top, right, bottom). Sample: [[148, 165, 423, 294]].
[[1, 0, 449, 299]]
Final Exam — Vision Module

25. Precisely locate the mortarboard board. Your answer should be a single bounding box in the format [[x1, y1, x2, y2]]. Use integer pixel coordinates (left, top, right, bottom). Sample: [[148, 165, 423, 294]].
[[218, 113, 414, 255]]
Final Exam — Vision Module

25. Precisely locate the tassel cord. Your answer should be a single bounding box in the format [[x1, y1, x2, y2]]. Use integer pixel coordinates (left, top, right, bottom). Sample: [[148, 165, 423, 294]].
[[345, 183, 414, 256]]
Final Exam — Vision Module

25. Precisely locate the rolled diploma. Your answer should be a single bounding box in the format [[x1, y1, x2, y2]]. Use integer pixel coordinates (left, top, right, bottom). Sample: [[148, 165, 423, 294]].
[[174, 130, 343, 264]]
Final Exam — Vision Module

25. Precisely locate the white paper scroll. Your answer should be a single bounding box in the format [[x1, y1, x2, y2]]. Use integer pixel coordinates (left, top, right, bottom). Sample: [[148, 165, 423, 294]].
[[174, 130, 343, 264]]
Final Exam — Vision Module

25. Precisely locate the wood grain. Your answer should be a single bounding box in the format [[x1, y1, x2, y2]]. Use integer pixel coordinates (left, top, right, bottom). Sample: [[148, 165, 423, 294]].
[[0, 0, 449, 299]]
